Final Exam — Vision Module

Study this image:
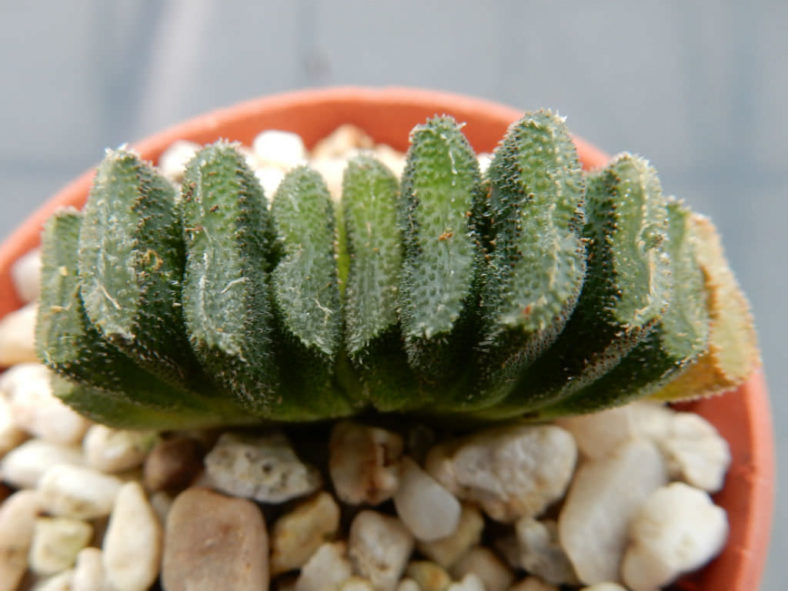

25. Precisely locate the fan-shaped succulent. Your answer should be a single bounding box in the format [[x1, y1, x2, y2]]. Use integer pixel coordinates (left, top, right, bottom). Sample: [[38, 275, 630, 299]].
[[35, 111, 760, 429]]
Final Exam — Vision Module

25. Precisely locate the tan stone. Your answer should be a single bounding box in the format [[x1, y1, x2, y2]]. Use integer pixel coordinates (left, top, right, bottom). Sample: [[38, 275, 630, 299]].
[[329, 421, 403, 506], [270, 491, 340, 575], [162, 487, 269, 591]]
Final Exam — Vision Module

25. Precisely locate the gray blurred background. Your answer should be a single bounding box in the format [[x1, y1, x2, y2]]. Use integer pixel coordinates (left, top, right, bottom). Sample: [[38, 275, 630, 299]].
[[1, 1, 785, 588]]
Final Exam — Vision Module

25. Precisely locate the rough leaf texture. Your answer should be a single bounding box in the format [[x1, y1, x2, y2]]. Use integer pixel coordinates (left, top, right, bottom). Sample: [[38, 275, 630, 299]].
[[33, 113, 759, 428]]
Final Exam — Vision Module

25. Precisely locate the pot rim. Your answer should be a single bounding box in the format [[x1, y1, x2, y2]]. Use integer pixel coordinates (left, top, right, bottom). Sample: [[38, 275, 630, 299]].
[[0, 85, 774, 591]]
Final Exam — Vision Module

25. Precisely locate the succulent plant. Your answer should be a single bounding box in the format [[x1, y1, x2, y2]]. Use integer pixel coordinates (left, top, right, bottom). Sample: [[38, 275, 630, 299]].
[[35, 112, 760, 429]]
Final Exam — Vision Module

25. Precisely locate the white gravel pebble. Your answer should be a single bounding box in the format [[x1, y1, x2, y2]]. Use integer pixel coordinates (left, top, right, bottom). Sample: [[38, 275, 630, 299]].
[[447, 573, 485, 591], [157, 139, 200, 180], [477, 153, 493, 175], [32, 570, 75, 591], [0, 395, 27, 456], [311, 156, 349, 201], [558, 439, 667, 585], [294, 541, 353, 591], [0, 302, 37, 366], [394, 456, 461, 541], [374, 144, 406, 178], [621, 482, 728, 591], [657, 413, 731, 493], [72, 547, 109, 591], [0, 490, 43, 591], [255, 166, 286, 197], [204, 432, 321, 503], [4, 363, 90, 444], [103, 482, 163, 591], [38, 464, 123, 519], [426, 424, 577, 522], [418, 503, 484, 569], [395, 579, 420, 591], [29, 516, 92, 576], [348, 510, 414, 591], [1, 439, 83, 489], [329, 421, 403, 505], [83, 425, 159, 473], [311, 124, 374, 159], [515, 517, 578, 585], [626, 401, 675, 440], [270, 490, 341, 575], [11, 248, 42, 303], [579, 584, 629, 591], [556, 406, 635, 460], [252, 129, 307, 170], [451, 546, 514, 591]]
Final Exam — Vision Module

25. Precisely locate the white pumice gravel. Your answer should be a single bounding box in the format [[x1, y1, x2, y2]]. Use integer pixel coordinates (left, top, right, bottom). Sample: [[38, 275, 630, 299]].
[[426, 424, 577, 522], [38, 464, 123, 520], [0, 395, 27, 455], [255, 166, 287, 197], [294, 541, 353, 591], [450, 546, 514, 591], [32, 570, 74, 591], [102, 482, 162, 591], [621, 482, 728, 591], [83, 426, 159, 474], [0, 490, 43, 591], [417, 503, 484, 569], [0, 302, 38, 366], [558, 439, 667, 585], [1, 439, 84, 489], [157, 139, 200, 181], [311, 156, 350, 201], [447, 572, 486, 591], [29, 516, 92, 576], [0, 126, 735, 591], [555, 406, 636, 460], [204, 431, 321, 503], [656, 413, 731, 493], [394, 456, 461, 541], [10, 247, 41, 303], [252, 129, 307, 170], [395, 579, 420, 591], [374, 144, 407, 177], [515, 517, 578, 585], [348, 510, 414, 591], [311, 124, 375, 159], [5, 363, 90, 445], [72, 547, 109, 591]]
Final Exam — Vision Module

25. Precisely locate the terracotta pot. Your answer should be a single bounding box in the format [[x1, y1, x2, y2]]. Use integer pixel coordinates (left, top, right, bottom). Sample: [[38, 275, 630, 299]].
[[0, 87, 774, 590]]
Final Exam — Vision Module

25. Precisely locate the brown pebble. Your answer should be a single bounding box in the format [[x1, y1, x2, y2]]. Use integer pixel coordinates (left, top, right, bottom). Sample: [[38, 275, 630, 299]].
[[162, 487, 269, 591], [144, 436, 204, 492]]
